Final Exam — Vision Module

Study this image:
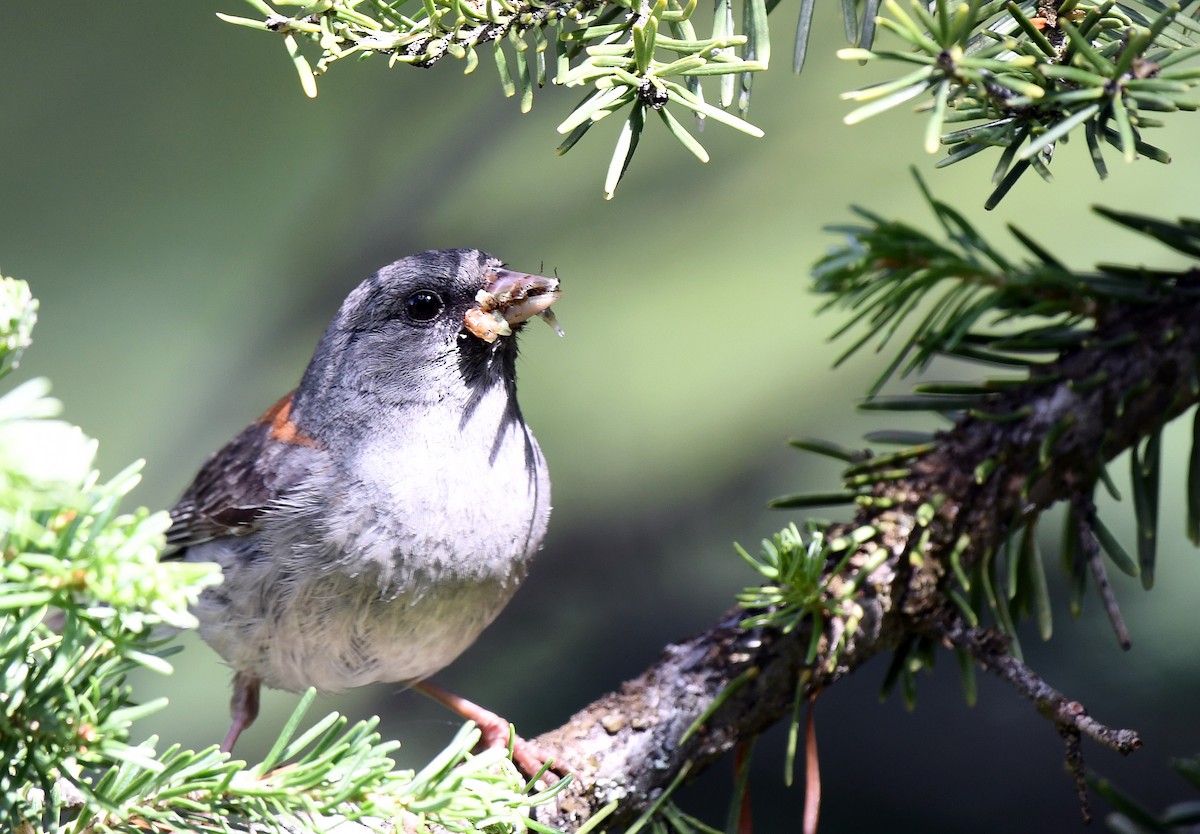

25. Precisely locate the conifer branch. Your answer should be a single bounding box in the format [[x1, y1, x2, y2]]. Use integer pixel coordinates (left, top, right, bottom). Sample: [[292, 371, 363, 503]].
[[522, 199, 1200, 829], [217, 0, 1200, 201]]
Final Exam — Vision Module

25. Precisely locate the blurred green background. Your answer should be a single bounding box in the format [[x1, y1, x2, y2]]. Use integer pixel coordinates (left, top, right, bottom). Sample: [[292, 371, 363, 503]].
[[5, 1, 1200, 830]]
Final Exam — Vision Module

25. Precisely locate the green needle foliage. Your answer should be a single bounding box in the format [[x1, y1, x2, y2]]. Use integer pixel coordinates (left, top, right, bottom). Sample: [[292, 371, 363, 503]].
[[760, 175, 1200, 702], [1093, 755, 1200, 832], [69, 707, 565, 833], [841, 0, 1200, 206], [218, 0, 1200, 200], [0, 278, 35, 377], [813, 170, 1200, 394], [219, 0, 768, 198], [736, 521, 880, 670], [0, 277, 566, 833], [0, 277, 220, 830]]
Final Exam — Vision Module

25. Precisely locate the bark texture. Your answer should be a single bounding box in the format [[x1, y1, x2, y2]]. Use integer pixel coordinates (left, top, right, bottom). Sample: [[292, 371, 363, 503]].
[[527, 280, 1200, 830]]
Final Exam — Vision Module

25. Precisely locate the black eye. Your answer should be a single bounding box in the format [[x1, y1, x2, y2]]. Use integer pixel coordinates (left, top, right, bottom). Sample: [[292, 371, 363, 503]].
[[405, 290, 444, 322]]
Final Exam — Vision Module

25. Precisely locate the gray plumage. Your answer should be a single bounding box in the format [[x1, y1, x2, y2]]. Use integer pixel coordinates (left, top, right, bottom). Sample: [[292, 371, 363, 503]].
[[165, 249, 553, 703]]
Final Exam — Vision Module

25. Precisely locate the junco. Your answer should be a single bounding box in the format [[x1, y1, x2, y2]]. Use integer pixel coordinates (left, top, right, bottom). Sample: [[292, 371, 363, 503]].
[[162, 249, 561, 773]]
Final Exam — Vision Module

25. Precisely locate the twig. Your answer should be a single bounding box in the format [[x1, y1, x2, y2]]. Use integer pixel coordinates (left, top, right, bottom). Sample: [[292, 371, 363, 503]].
[[1075, 494, 1132, 650], [941, 619, 1142, 755], [1061, 726, 1091, 823]]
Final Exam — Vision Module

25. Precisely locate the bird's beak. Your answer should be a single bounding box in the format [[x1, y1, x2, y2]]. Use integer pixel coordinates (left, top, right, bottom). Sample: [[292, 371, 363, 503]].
[[487, 268, 561, 327], [465, 268, 563, 343]]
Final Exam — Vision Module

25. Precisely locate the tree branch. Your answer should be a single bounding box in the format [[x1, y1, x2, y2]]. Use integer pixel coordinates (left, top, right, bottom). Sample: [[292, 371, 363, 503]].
[[938, 619, 1141, 755], [531, 603, 897, 830], [528, 271, 1200, 830]]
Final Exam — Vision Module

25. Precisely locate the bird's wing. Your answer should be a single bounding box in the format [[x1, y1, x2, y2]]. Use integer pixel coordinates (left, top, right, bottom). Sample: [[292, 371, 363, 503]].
[[163, 391, 321, 556]]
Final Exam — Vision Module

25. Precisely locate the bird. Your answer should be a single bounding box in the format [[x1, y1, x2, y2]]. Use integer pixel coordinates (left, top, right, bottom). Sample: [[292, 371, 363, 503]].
[[162, 248, 562, 774]]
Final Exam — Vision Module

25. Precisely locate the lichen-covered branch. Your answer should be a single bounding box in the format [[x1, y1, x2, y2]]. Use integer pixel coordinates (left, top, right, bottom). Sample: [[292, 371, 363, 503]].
[[524, 230, 1200, 829], [531, 603, 898, 830]]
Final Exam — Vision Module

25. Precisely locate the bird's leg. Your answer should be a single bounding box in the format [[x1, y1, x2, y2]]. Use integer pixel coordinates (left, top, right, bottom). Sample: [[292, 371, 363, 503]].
[[413, 680, 563, 778], [221, 671, 261, 753]]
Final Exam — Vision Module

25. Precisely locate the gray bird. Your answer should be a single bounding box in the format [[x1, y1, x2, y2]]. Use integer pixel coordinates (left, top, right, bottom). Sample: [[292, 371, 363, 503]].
[[163, 249, 561, 773]]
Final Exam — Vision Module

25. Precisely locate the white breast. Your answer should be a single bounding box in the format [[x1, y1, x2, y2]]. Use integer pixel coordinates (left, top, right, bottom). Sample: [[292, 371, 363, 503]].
[[189, 382, 552, 692]]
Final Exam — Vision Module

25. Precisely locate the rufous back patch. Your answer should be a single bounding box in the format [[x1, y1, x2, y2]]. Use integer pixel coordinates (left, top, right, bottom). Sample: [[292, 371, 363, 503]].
[[257, 392, 318, 447]]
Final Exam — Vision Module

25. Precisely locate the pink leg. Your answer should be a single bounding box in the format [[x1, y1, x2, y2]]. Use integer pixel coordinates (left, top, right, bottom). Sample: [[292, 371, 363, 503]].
[[220, 671, 261, 753], [413, 680, 563, 778]]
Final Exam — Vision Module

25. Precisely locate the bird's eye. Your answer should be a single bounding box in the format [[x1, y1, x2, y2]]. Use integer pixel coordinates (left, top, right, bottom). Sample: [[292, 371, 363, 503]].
[[405, 290, 444, 322]]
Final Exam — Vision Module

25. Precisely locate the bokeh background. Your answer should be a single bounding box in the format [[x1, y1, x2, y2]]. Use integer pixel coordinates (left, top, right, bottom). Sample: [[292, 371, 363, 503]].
[[4, 2, 1200, 830]]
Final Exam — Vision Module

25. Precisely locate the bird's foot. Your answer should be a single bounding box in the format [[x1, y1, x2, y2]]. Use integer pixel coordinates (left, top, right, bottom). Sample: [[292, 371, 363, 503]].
[[414, 680, 568, 781], [476, 717, 565, 782]]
